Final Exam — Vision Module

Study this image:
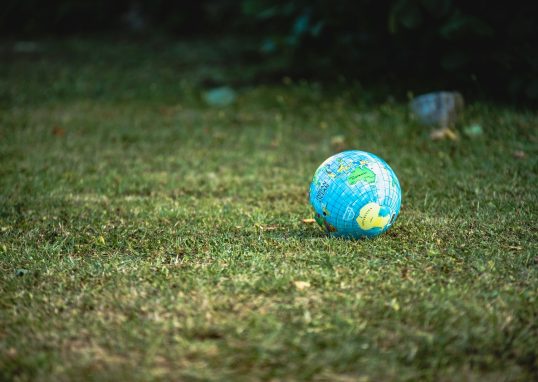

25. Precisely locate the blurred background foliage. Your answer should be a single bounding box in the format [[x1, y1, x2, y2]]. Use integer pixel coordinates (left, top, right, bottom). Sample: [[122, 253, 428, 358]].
[[2, 0, 537, 102]]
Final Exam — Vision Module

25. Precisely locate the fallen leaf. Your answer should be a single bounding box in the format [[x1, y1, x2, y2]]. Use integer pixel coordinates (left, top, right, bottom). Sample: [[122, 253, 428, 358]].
[[430, 127, 458, 141], [52, 126, 65, 137], [257, 224, 278, 231], [330, 135, 346, 146], [294, 281, 311, 290], [513, 150, 526, 159], [330, 134, 347, 151], [159, 105, 180, 116], [302, 218, 316, 224]]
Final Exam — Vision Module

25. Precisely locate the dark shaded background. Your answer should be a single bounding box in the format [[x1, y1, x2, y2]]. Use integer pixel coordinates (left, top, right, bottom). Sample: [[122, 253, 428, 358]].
[[2, 0, 537, 103]]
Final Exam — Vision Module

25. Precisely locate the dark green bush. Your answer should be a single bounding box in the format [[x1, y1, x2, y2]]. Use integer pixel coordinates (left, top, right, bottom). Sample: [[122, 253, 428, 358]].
[[1, 0, 537, 101], [0, 1, 228, 35], [241, 0, 538, 101]]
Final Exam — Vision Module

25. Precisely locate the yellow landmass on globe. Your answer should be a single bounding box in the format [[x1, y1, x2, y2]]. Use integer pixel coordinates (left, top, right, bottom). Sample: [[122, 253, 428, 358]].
[[356, 202, 390, 230], [337, 163, 350, 172]]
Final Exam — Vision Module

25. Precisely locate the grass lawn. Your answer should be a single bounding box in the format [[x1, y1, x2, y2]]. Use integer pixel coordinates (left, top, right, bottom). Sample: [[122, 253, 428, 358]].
[[1, 38, 537, 381]]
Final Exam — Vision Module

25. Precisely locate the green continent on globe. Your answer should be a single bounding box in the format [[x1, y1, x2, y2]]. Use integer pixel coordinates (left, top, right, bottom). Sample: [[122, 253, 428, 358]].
[[348, 166, 376, 185]]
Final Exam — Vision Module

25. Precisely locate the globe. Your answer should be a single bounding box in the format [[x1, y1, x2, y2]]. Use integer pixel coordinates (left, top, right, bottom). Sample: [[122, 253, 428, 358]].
[[309, 150, 402, 239]]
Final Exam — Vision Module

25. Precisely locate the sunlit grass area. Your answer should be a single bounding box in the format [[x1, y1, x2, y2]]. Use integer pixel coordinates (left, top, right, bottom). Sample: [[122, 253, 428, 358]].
[[1, 39, 537, 381]]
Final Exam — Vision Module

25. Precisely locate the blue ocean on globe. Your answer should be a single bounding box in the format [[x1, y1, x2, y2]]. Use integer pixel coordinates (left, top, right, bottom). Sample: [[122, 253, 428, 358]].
[[309, 150, 402, 239]]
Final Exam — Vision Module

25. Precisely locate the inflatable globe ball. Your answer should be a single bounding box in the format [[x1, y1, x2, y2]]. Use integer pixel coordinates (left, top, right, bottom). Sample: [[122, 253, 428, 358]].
[[309, 150, 401, 239]]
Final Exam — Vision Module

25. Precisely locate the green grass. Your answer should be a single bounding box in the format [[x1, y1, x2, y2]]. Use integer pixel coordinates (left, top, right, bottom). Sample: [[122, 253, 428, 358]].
[[1, 38, 537, 381]]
